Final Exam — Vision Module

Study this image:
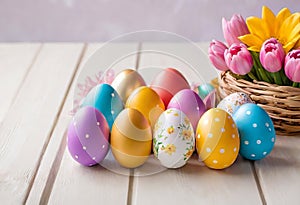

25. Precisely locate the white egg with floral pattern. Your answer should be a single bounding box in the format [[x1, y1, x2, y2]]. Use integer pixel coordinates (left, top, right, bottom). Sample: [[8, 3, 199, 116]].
[[153, 108, 195, 168]]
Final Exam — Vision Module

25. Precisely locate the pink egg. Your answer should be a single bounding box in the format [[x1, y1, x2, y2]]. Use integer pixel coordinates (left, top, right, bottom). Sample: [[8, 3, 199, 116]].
[[167, 89, 205, 130], [67, 106, 110, 166], [150, 68, 190, 107], [203, 89, 216, 110]]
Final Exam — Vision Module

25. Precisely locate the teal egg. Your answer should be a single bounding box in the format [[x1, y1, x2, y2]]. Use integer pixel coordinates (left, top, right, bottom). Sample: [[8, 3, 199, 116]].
[[233, 103, 275, 160], [81, 83, 124, 130], [198, 83, 214, 99]]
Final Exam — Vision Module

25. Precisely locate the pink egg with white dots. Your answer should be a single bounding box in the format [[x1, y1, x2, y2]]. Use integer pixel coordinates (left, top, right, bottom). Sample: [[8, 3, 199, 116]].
[[67, 106, 110, 166]]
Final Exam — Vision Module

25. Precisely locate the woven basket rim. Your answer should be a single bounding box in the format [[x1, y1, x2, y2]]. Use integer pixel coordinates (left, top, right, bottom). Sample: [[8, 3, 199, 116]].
[[218, 71, 300, 136]]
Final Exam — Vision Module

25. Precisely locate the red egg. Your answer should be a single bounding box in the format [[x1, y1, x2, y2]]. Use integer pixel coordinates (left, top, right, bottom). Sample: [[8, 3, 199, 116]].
[[150, 68, 190, 107]]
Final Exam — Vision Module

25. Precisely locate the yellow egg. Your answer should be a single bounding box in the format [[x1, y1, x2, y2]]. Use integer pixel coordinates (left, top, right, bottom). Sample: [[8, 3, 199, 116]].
[[111, 108, 152, 168], [126, 86, 165, 128], [111, 69, 146, 102], [196, 108, 240, 169]]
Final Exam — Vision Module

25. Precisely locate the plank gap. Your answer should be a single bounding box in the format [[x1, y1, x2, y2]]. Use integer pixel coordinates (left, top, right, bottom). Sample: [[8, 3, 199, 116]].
[[126, 42, 141, 205], [39, 131, 68, 205], [23, 44, 87, 204], [2, 44, 43, 121], [251, 161, 267, 205], [135, 42, 142, 70], [126, 169, 135, 205], [39, 44, 88, 205]]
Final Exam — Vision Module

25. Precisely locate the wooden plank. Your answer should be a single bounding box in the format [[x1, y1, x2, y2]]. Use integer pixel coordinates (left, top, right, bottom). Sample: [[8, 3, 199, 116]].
[[131, 42, 262, 205], [131, 156, 262, 205], [34, 43, 140, 205], [0, 43, 41, 122], [255, 135, 300, 204], [0, 43, 84, 204], [26, 44, 97, 205]]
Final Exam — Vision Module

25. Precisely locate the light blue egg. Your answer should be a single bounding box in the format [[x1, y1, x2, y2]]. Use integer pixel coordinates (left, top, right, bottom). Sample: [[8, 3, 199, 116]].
[[233, 103, 275, 160], [81, 83, 124, 130], [198, 83, 214, 99]]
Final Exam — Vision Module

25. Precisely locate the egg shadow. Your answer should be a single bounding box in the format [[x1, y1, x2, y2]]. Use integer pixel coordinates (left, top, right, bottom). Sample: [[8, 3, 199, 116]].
[[180, 154, 253, 177]]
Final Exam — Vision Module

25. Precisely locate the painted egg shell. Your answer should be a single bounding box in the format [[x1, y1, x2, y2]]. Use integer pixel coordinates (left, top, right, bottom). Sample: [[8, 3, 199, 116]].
[[153, 108, 195, 168], [111, 69, 146, 103], [198, 83, 215, 100], [81, 83, 124, 130], [126, 86, 165, 128], [196, 108, 240, 169], [167, 89, 206, 130], [67, 107, 110, 166], [150, 68, 190, 107], [111, 108, 152, 168], [217, 92, 253, 116], [233, 103, 275, 160]]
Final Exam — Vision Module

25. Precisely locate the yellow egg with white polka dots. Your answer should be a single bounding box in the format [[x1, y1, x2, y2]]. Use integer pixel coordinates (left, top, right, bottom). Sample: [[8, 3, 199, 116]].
[[196, 108, 240, 169]]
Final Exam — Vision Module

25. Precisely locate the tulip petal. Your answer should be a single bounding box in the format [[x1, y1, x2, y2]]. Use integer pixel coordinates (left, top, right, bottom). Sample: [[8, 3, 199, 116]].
[[283, 39, 300, 53], [285, 59, 300, 82], [239, 34, 264, 51], [275, 8, 291, 34], [294, 39, 300, 49], [293, 65, 300, 82], [209, 55, 229, 71], [263, 53, 282, 72], [262, 6, 276, 36], [248, 46, 261, 52], [280, 13, 300, 34], [246, 17, 269, 40], [287, 23, 300, 43]]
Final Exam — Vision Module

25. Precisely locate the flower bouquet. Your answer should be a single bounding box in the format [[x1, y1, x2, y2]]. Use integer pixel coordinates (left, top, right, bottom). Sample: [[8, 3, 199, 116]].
[[209, 6, 300, 136]]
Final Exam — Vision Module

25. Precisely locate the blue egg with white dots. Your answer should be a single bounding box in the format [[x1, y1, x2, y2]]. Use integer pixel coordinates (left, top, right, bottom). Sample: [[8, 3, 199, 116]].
[[81, 83, 124, 130], [233, 103, 275, 160]]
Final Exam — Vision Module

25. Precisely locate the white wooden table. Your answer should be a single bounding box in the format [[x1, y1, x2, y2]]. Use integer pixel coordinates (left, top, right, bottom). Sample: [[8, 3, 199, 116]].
[[0, 43, 300, 205]]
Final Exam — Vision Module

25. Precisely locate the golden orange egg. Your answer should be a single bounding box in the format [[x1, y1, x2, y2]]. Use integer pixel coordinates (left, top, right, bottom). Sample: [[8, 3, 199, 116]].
[[111, 108, 152, 168], [111, 69, 146, 103], [196, 108, 240, 169], [126, 86, 165, 128]]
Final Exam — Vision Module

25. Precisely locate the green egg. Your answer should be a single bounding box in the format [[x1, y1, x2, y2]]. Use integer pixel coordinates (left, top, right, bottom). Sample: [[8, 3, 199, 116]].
[[198, 83, 214, 99]]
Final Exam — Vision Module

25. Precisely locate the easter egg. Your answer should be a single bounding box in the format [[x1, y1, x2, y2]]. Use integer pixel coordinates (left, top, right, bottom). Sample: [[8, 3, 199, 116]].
[[167, 89, 206, 130], [233, 103, 275, 160], [196, 108, 240, 169], [81, 83, 124, 130], [217, 92, 253, 116], [111, 108, 152, 168], [198, 83, 215, 99], [67, 107, 110, 166], [126, 86, 165, 128], [111, 69, 146, 103], [153, 108, 195, 168], [150, 68, 190, 107], [203, 89, 216, 110]]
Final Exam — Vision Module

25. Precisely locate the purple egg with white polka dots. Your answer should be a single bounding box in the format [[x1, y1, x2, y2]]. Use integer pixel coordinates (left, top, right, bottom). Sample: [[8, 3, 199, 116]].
[[67, 106, 110, 166], [233, 103, 275, 160]]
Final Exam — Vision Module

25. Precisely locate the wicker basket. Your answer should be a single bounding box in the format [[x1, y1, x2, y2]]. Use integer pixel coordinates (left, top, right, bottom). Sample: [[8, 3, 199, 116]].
[[218, 71, 300, 136]]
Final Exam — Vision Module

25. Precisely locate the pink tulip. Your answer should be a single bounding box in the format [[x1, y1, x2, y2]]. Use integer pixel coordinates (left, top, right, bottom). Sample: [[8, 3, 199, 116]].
[[209, 40, 229, 71], [222, 14, 249, 46], [224, 43, 253, 75], [260, 38, 285, 73], [284, 49, 300, 82]]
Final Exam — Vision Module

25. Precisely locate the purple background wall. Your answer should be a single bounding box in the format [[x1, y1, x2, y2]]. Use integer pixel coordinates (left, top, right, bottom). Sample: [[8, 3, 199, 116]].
[[0, 0, 299, 42]]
